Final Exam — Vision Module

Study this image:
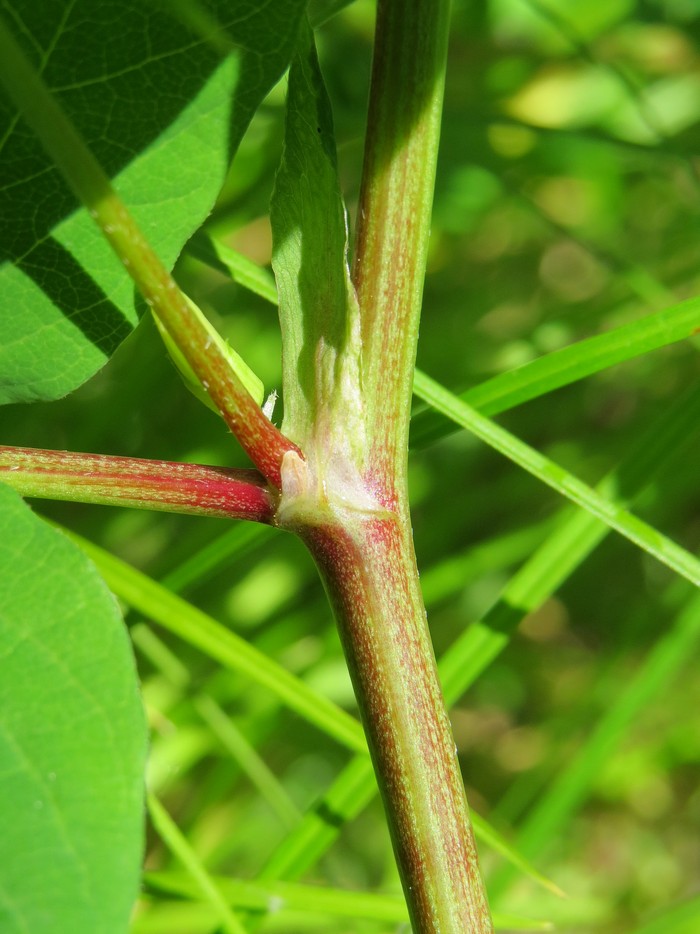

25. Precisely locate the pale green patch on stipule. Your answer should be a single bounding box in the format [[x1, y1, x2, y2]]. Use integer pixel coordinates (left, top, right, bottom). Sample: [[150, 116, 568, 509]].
[[152, 294, 264, 413]]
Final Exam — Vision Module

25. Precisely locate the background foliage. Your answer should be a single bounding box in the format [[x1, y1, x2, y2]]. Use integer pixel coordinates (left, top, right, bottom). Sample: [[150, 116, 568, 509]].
[[2, 1, 699, 931]]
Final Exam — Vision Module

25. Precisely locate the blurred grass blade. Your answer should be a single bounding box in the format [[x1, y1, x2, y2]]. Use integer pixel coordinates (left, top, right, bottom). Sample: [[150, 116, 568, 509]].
[[132, 900, 552, 934], [195, 695, 302, 829], [131, 901, 224, 934], [133, 624, 301, 828], [143, 871, 552, 929], [421, 519, 553, 606], [634, 894, 700, 934], [261, 382, 700, 886], [147, 793, 246, 934], [186, 231, 278, 305], [133, 522, 302, 824], [258, 740, 557, 897], [147, 870, 409, 923], [258, 751, 558, 898], [161, 522, 273, 594], [439, 378, 700, 705], [413, 369, 700, 588], [411, 295, 700, 445], [61, 527, 367, 755], [260, 755, 376, 880], [493, 916, 553, 932], [152, 293, 264, 412], [470, 812, 565, 898], [488, 587, 700, 899], [440, 507, 610, 704]]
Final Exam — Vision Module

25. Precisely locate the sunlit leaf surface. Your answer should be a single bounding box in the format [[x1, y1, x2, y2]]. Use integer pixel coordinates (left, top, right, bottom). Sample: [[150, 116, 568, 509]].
[[0, 484, 146, 933]]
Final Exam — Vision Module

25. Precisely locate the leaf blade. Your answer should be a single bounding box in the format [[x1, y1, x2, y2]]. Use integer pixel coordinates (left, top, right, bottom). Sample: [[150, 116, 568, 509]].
[[0, 484, 147, 933], [0, 0, 306, 404]]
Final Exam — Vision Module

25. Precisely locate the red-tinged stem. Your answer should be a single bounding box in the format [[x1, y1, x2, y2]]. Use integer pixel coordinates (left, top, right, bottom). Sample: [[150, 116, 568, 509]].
[[282, 0, 494, 928], [0, 15, 301, 488], [352, 0, 451, 506], [291, 506, 492, 932], [277, 441, 491, 930], [0, 446, 277, 523]]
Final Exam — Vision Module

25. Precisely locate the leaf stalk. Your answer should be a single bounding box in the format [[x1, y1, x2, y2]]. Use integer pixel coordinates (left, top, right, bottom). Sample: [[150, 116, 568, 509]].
[[0, 446, 277, 523]]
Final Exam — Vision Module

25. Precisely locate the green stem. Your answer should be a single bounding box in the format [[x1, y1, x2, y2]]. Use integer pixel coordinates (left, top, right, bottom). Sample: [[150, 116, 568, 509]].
[[352, 0, 451, 502], [0, 15, 299, 487], [300, 0, 492, 928], [291, 507, 492, 932], [0, 446, 276, 523]]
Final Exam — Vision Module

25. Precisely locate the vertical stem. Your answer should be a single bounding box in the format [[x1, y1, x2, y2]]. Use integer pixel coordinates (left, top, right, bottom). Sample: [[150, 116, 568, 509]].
[[352, 0, 451, 503], [298, 513, 493, 932], [313, 0, 495, 928]]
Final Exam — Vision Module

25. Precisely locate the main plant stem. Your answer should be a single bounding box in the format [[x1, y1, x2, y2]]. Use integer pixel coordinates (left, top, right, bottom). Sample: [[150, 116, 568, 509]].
[[352, 0, 451, 500], [297, 510, 491, 932], [281, 0, 494, 929]]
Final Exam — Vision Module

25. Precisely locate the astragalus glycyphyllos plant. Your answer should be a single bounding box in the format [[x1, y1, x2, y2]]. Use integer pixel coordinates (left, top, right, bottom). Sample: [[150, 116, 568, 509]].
[[0, 0, 491, 929], [2, 1, 700, 933]]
